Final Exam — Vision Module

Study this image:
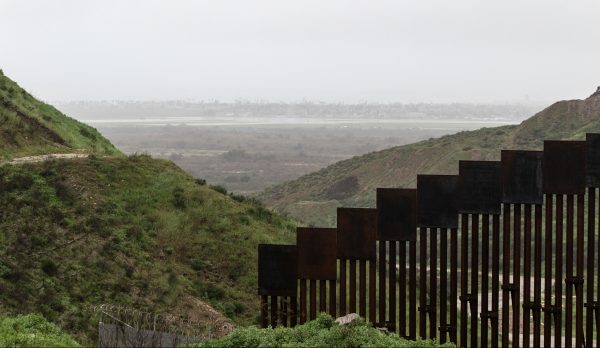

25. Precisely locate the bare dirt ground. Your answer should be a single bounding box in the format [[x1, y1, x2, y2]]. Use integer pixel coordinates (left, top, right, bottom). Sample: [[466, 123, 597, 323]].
[[1, 153, 89, 165]]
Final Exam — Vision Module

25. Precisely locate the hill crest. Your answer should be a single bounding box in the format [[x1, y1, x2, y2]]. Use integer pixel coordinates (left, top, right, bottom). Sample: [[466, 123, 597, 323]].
[[259, 87, 600, 227], [0, 70, 119, 160]]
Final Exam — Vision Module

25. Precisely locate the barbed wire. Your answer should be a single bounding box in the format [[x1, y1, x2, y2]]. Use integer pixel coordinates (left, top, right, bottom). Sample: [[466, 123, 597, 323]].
[[89, 303, 231, 341]]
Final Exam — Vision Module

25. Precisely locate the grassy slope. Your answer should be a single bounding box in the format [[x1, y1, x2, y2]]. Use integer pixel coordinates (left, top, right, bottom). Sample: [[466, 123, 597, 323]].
[[259, 89, 600, 227], [0, 70, 119, 160], [0, 155, 296, 344], [0, 71, 300, 343]]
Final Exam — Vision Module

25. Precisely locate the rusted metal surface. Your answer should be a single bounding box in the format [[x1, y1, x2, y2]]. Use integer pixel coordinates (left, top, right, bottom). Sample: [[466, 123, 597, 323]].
[[281, 297, 288, 327], [566, 195, 574, 347], [439, 228, 448, 344], [369, 259, 376, 324], [555, 195, 564, 348], [359, 260, 367, 318], [319, 280, 327, 313], [337, 208, 377, 260], [378, 242, 386, 325], [349, 260, 357, 313], [297, 227, 337, 280], [523, 205, 532, 348], [502, 204, 511, 348], [258, 244, 297, 296], [576, 193, 585, 348], [430, 229, 438, 341], [290, 297, 297, 327], [544, 195, 553, 347], [470, 214, 479, 348], [257, 132, 600, 345], [309, 279, 316, 320], [543, 140, 586, 194], [587, 188, 596, 346], [501, 150, 543, 204], [597, 190, 600, 343], [409, 241, 417, 340], [377, 188, 416, 241], [419, 227, 428, 339], [340, 260, 347, 316], [460, 214, 469, 347], [450, 226, 458, 344], [270, 296, 278, 328], [491, 215, 500, 347], [513, 204, 521, 348], [458, 161, 502, 214], [299, 279, 307, 324], [533, 204, 542, 348], [417, 175, 459, 228], [260, 296, 268, 328], [587, 133, 600, 187], [329, 279, 337, 318], [398, 242, 407, 337], [480, 215, 490, 348], [389, 241, 397, 332]]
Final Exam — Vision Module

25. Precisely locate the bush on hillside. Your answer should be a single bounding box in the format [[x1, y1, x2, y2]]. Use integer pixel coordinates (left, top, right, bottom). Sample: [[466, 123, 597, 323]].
[[191, 313, 454, 348], [209, 185, 228, 195], [172, 186, 187, 209], [0, 314, 80, 347]]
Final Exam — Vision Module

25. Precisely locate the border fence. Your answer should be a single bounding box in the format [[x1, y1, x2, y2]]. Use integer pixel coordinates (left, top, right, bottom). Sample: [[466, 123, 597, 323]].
[[258, 134, 600, 348], [94, 304, 227, 348]]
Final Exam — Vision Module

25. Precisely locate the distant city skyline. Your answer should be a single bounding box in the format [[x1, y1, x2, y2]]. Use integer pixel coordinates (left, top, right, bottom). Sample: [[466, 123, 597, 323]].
[[2, 0, 599, 104]]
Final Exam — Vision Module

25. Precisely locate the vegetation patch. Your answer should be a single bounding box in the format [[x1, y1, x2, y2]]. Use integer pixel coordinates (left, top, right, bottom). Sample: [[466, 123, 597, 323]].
[[192, 314, 453, 348], [0, 155, 296, 344], [0, 314, 80, 347]]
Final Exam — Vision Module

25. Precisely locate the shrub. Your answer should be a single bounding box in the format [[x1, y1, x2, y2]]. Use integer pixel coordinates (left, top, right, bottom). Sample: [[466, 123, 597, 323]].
[[229, 193, 246, 203], [41, 259, 58, 276], [172, 186, 187, 209], [249, 206, 273, 223], [192, 313, 452, 348], [191, 258, 206, 271], [78, 127, 96, 140], [210, 185, 228, 195], [0, 314, 80, 347], [195, 281, 225, 301]]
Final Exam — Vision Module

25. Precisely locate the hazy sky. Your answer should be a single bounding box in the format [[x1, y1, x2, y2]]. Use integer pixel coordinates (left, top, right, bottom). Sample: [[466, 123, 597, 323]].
[[1, 0, 599, 103]]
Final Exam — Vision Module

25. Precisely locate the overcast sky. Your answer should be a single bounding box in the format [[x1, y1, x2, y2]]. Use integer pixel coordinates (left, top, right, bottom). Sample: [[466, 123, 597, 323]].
[[1, 0, 599, 103]]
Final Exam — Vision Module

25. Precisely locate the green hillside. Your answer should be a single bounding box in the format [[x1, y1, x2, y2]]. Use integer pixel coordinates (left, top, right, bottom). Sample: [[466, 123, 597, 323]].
[[0, 70, 119, 160], [259, 87, 600, 227], [0, 155, 296, 344], [0, 71, 297, 344]]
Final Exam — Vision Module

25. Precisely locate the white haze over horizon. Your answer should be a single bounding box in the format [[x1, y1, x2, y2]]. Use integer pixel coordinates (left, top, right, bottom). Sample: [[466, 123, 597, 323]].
[[1, 0, 599, 104]]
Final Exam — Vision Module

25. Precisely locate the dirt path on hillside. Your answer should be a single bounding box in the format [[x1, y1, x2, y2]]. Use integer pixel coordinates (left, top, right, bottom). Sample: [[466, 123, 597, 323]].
[[0, 153, 89, 165]]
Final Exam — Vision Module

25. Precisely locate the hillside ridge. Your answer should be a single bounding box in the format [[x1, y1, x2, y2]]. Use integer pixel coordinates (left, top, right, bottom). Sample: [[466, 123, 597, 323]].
[[0, 73, 297, 344], [259, 87, 600, 227], [0, 70, 120, 160]]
